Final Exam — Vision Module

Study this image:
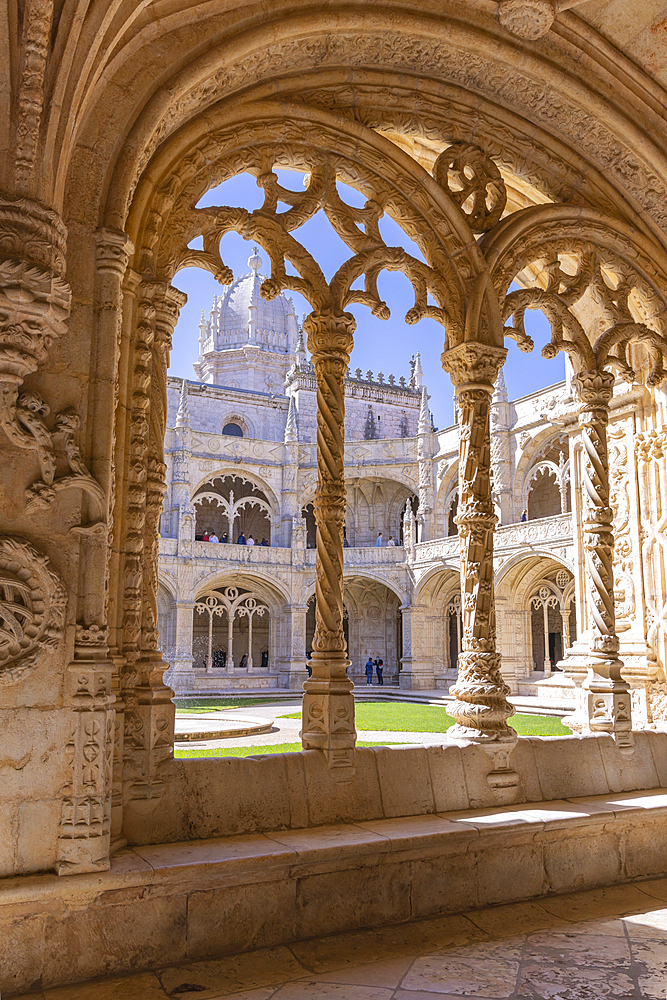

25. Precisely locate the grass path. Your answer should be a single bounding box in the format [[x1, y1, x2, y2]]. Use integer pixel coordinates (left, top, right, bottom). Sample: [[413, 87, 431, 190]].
[[175, 741, 406, 758], [279, 701, 571, 736]]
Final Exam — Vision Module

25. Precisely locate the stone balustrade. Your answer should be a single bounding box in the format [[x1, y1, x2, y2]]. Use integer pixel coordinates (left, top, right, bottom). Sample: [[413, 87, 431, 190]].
[[161, 516, 573, 574]]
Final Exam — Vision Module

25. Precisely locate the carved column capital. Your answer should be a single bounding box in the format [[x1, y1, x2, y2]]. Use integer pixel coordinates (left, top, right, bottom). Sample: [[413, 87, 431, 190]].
[[95, 228, 134, 277], [304, 309, 355, 365], [0, 195, 67, 275], [441, 342, 507, 391], [571, 368, 615, 410]]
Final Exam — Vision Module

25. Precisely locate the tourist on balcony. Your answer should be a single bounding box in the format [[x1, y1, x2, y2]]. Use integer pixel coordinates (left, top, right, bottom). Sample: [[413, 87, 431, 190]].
[[221, 532, 228, 543], [260, 537, 269, 546], [376, 532, 383, 546], [387, 536, 396, 546], [365, 657, 374, 684], [209, 531, 219, 543], [247, 534, 255, 546], [202, 529, 210, 541], [343, 536, 349, 548], [376, 657, 384, 685], [521, 509, 528, 522], [237, 531, 246, 544]]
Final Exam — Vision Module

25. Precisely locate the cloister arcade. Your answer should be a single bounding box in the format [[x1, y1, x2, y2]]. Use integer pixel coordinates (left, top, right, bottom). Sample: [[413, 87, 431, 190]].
[[6, 7, 667, 984]]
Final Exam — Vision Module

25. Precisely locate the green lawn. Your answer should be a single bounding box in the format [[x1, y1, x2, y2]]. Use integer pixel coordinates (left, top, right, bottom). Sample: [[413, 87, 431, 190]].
[[279, 701, 571, 736], [175, 741, 406, 758], [175, 697, 295, 714]]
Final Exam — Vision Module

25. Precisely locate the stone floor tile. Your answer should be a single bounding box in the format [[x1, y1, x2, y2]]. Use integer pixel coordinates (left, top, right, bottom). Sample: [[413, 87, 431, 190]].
[[537, 883, 655, 922], [401, 953, 520, 997], [522, 928, 633, 966], [463, 900, 564, 937], [271, 983, 394, 999], [288, 915, 487, 975], [201, 990, 277, 1000], [159, 948, 307, 998], [624, 907, 667, 938], [561, 917, 628, 937], [635, 877, 667, 902], [628, 938, 667, 1000], [299, 956, 413, 988], [36, 972, 169, 999], [516, 962, 637, 999], [372, 915, 491, 957]]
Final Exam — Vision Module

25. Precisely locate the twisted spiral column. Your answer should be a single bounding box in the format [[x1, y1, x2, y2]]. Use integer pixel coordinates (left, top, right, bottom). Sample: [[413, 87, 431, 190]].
[[301, 309, 357, 773], [572, 370, 632, 745], [441, 343, 516, 743]]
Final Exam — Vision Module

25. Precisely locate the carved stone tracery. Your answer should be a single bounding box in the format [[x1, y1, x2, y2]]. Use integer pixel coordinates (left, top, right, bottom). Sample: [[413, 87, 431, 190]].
[[492, 227, 667, 743]]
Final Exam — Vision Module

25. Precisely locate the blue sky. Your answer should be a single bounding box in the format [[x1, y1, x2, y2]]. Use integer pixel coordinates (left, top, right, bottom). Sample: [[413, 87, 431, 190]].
[[168, 172, 564, 429]]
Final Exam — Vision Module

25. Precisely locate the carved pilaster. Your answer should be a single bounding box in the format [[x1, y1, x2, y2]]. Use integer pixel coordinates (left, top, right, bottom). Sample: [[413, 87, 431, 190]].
[[572, 370, 633, 747], [120, 281, 185, 808], [441, 342, 516, 743], [301, 309, 357, 775], [56, 625, 115, 875], [14, 0, 53, 191]]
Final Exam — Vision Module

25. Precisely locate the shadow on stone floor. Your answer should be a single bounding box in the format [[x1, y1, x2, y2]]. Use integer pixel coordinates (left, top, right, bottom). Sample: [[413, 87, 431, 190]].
[[14, 877, 667, 1000]]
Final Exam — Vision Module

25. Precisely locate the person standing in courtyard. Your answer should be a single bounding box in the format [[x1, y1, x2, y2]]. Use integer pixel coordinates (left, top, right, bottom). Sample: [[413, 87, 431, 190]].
[[365, 656, 374, 685], [376, 656, 384, 685]]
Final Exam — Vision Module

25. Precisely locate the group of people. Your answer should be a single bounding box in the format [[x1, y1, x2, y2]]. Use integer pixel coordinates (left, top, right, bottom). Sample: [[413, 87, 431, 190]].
[[305, 656, 385, 684], [365, 656, 384, 685], [375, 532, 397, 546], [201, 530, 269, 546]]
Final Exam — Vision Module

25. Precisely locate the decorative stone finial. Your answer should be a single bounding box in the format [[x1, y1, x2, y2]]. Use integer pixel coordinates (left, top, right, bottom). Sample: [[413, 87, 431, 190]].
[[284, 395, 299, 443], [493, 368, 508, 403], [414, 351, 423, 388], [248, 246, 262, 271], [176, 379, 190, 429], [497, 0, 556, 40], [418, 386, 431, 434]]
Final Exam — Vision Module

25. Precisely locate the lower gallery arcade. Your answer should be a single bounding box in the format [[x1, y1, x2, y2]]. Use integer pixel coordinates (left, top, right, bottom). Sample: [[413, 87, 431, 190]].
[[4, 1, 667, 994]]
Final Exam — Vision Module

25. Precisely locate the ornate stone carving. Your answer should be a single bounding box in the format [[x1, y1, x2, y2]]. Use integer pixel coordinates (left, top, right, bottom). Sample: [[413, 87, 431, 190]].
[[0, 201, 103, 520], [14, 0, 53, 188], [302, 309, 357, 770], [57, 622, 114, 874], [433, 143, 507, 233], [441, 343, 516, 742], [0, 535, 66, 683], [498, 239, 667, 743], [497, 0, 556, 40]]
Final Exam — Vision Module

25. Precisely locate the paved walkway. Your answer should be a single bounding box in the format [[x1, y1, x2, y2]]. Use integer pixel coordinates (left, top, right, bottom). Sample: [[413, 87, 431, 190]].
[[17, 876, 667, 998]]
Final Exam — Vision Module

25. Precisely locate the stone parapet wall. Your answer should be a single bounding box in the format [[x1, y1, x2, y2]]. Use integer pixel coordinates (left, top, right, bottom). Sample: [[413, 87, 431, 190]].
[[3, 779, 667, 995], [122, 732, 667, 846]]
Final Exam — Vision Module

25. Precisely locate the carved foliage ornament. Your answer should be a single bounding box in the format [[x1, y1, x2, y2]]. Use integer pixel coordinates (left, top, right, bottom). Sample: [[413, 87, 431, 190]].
[[0, 536, 66, 683]]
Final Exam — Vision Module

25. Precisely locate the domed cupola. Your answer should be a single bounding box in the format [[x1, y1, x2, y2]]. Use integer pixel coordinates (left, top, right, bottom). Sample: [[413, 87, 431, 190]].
[[194, 249, 299, 391]]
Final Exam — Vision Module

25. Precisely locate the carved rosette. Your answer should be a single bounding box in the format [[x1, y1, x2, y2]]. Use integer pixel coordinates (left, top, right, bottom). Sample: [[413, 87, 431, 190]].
[[0, 535, 67, 684], [301, 309, 357, 770], [497, 0, 556, 40], [572, 370, 632, 744], [441, 343, 516, 742]]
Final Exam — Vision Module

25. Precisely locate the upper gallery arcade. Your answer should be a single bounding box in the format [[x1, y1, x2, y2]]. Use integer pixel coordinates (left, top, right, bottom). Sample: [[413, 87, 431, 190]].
[[4, 0, 667, 994]]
